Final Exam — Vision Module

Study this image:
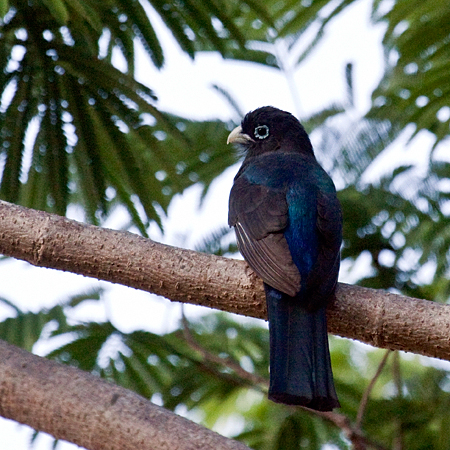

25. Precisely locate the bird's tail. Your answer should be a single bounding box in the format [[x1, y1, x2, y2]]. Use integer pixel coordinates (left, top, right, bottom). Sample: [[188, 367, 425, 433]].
[[265, 286, 340, 411]]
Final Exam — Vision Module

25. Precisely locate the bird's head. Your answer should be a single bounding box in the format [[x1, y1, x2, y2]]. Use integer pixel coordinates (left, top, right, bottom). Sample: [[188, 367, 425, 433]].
[[227, 106, 314, 157]]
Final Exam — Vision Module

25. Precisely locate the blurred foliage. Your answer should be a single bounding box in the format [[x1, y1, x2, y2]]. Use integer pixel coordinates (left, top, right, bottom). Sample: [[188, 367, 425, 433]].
[[2, 294, 450, 449], [1, 0, 450, 449], [194, 225, 239, 256], [0, 0, 368, 231], [0, 0, 275, 231], [369, 0, 450, 146]]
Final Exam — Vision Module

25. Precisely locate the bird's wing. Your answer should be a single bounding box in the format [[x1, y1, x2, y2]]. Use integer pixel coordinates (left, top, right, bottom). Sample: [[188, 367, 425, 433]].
[[229, 176, 301, 297], [303, 186, 342, 304], [316, 188, 342, 257]]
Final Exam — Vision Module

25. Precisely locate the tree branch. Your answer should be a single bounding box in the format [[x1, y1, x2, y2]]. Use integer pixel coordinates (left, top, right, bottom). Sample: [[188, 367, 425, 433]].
[[318, 411, 388, 450], [0, 338, 250, 450], [181, 314, 389, 450], [181, 313, 268, 389], [0, 200, 448, 361], [356, 350, 391, 428]]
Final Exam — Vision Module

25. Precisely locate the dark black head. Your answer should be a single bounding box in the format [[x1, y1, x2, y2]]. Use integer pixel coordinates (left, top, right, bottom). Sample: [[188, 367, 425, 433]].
[[227, 106, 314, 157]]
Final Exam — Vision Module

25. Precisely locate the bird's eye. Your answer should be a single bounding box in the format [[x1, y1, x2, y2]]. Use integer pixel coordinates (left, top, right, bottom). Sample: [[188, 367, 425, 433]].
[[254, 125, 269, 140]]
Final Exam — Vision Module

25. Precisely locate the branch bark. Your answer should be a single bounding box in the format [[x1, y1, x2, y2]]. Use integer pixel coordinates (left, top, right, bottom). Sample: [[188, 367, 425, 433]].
[[1, 199, 449, 448], [0, 339, 249, 450], [0, 200, 449, 360]]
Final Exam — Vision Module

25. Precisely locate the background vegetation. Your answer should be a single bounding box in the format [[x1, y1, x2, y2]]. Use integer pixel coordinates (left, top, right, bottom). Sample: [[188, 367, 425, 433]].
[[1, 0, 450, 448]]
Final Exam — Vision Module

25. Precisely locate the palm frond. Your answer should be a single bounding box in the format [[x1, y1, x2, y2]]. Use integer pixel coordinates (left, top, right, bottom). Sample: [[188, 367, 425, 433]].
[[194, 226, 238, 256]]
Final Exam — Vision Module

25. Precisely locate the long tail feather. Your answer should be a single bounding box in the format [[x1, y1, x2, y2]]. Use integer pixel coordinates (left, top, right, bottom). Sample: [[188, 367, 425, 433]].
[[265, 285, 340, 411]]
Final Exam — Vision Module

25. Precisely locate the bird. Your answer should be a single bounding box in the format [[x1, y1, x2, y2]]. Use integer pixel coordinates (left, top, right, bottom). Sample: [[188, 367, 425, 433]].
[[227, 106, 342, 411]]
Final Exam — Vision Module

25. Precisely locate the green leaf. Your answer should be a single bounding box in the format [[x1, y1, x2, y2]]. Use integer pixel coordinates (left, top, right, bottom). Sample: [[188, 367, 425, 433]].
[[0, 76, 28, 203], [49, 322, 117, 371], [194, 226, 238, 256], [69, 0, 103, 32], [369, 0, 450, 145], [0, 304, 67, 352], [68, 288, 103, 308], [0, 0, 9, 18], [41, 0, 69, 24], [116, 0, 164, 69]]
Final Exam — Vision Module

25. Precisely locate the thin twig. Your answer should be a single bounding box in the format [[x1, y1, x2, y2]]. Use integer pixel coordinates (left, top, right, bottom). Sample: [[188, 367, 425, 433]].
[[356, 349, 392, 428], [392, 352, 403, 450], [317, 410, 389, 450], [180, 313, 268, 389]]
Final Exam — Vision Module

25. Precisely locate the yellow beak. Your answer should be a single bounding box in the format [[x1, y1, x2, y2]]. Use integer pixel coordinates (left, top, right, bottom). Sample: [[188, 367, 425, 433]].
[[227, 125, 254, 145]]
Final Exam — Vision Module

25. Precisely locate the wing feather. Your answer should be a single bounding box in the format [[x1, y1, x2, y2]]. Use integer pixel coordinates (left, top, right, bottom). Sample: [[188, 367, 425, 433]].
[[301, 185, 342, 307], [229, 176, 301, 296]]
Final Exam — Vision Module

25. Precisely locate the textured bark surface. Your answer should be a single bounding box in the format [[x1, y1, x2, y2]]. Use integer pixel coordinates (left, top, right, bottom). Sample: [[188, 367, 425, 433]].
[[1, 199, 450, 449], [0, 339, 250, 450], [1, 199, 449, 362], [330, 284, 450, 359]]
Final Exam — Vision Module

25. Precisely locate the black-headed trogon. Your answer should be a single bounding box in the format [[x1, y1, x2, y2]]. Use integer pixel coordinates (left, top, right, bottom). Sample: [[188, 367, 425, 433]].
[[228, 106, 342, 411]]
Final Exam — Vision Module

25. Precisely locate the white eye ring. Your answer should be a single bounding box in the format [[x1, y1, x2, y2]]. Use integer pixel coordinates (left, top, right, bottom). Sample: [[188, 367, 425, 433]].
[[254, 125, 269, 139]]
